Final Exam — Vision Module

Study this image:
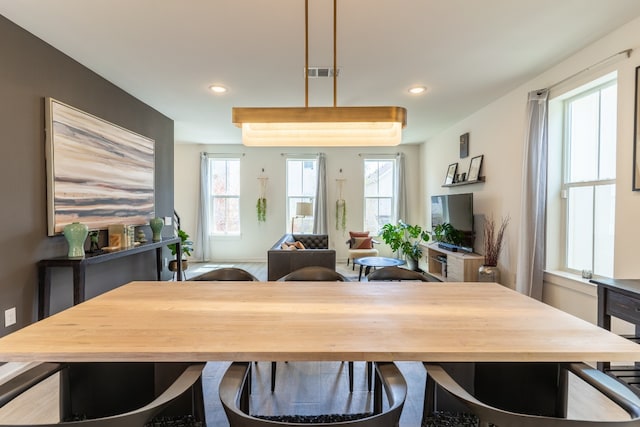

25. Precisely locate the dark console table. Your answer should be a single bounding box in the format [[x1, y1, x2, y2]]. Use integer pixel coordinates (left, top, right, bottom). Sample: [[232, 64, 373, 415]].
[[38, 237, 182, 320], [591, 277, 640, 390]]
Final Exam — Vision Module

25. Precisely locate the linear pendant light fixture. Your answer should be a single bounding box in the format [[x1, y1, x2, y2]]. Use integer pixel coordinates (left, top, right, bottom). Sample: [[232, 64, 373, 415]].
[[232, 0, 407, 147]]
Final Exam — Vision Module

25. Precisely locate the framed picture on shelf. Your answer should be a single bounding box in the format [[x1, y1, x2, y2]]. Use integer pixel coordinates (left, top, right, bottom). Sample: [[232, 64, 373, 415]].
[[467, 155, 483, 181], [460, 133, 469, 158], [445, 163, 458, 184]]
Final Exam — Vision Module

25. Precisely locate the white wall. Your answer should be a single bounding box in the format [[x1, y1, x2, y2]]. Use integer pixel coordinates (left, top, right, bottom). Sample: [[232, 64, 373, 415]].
[[174, 144, 422, 262], [421, 15, 640, 319]]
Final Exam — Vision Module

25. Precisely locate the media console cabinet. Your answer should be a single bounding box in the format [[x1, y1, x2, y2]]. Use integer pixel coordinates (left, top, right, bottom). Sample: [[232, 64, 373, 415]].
[[420, 243, 484, 282], [38, 237, 181, 320]]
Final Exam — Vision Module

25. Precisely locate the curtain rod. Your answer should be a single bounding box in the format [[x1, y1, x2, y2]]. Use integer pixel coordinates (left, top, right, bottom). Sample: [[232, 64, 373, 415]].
[[202, 152, 245, 157], [280, 152, 321, 156], [546, 48, 632, 92], [358, 152, 401, 157]]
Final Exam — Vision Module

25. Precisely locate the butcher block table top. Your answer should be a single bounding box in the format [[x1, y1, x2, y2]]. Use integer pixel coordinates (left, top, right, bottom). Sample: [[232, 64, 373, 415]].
[[0, 280, 638, 363]]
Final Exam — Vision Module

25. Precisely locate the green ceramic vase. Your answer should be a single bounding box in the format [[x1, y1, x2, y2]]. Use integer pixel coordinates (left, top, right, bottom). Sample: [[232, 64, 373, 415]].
[[63, 222, 88, 258], [149, 217, 164, 242]]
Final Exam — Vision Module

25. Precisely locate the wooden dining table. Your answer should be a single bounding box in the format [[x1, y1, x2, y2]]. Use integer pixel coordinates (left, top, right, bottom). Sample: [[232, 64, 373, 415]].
[[0, 280, 639, 363]]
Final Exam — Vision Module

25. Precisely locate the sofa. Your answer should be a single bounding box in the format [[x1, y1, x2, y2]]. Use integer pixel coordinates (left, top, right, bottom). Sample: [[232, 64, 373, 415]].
[[267, 234, 336, 281]]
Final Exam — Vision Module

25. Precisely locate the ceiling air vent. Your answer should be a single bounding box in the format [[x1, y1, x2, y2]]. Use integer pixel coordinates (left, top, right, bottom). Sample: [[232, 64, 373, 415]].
[[305, 67, 341, 78]]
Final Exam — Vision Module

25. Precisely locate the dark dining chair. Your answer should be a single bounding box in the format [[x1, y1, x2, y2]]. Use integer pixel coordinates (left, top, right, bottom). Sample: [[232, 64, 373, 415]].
[[190, 267, 259, 281], [188, 266, 262, 394], [219, 361, 407, 427], [278, 266, 349, 282], [276, 266, 359, 392], [423, 362, 640, 426], [0, 362, 205, 427], [366, 266, 430, 282]]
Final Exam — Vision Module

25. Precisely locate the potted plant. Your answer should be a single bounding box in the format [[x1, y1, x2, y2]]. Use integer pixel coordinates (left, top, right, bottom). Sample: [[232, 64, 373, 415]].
[[167, 229, 193, 272], [380, 221, 430, 271], [479, 215, 509, 282]]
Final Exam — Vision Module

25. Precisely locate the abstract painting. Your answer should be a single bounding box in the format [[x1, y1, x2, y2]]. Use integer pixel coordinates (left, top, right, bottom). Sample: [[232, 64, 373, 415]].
[[45, 98, 155, 236]]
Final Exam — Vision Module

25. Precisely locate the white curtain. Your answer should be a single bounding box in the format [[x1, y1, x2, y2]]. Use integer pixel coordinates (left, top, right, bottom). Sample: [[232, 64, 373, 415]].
[[515, 89, 549, 299], [193, 153, 212, 262], [395, 153, 407, 222], [313, 153, 328, 234]]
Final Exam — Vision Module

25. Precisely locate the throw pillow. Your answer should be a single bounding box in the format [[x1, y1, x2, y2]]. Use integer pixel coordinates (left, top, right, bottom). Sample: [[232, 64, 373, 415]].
[[294, 241, 306, 250], [349, 231, 370, 239], [281, 242, 297, 250], [349, 231, 370, 248], [352, 237, 373, 249]]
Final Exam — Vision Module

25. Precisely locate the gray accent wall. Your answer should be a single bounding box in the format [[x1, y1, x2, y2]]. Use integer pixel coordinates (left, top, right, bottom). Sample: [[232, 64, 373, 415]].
[[0, 15, 174, 337]]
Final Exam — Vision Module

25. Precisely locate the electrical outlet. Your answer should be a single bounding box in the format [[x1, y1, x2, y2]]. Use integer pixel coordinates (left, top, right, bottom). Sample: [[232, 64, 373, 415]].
[[164, 258, 168, 268], [4, 307, 16, 327], [164, 216, 172, 226]]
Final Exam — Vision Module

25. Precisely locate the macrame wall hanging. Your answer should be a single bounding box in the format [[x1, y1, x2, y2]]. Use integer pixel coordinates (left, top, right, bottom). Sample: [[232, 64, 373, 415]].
[[257, 170, 268, 222], [336, 175, 346, 233]]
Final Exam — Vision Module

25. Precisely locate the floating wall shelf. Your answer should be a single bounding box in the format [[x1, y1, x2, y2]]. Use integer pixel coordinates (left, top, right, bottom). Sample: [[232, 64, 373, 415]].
[[442, 176, 485, 188]]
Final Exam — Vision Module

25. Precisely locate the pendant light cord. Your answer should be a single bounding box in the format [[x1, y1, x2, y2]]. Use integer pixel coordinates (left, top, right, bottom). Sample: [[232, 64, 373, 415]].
[[305, 0, 309, 108], [305, 0, 338, 108], [333, 0, 337, 107]]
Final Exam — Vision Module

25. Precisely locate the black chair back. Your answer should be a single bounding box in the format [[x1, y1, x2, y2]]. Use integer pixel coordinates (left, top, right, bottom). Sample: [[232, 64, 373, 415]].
[[190, 267, 259, 281], [279, 266, 349, 282], [367, 266, 429, 282]]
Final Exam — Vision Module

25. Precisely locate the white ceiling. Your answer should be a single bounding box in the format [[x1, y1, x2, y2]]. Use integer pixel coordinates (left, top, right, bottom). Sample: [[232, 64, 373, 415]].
[[2, 0, 640, 145]]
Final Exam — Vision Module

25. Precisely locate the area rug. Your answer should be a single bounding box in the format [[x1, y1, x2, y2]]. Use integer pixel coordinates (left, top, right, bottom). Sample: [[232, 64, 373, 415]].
[[145, 415, 204, 426], [255, 412, 372, 423], [254, 411, 480, 426], [421, 411, 480, 426]]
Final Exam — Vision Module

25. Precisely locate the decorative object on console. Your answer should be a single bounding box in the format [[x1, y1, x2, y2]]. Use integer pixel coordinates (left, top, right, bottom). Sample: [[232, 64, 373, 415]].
[[467, 154, 484, 182], [63, 222, 88, 258], [136, 228, 147, 243], [88, 230, 101, 253], [45, 98, 154, 236], [149, 217, 164, 242], [444, 163, 458, 185], [478, 215, 510, 283], [380, 221, 430, 271]]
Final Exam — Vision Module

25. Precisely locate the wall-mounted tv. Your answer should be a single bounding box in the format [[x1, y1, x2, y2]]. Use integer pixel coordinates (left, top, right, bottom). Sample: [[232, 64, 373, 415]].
[[431, 193, 474, 250]]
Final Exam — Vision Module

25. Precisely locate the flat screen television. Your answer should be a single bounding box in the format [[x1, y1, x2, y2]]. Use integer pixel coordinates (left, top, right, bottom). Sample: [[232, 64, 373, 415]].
[[431, 193, 474, 250]]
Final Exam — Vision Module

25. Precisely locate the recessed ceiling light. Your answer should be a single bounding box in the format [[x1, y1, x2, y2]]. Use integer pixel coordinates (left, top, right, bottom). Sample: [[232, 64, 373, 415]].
[[209, 85, 227, 93], [408, 86, 427, 95]]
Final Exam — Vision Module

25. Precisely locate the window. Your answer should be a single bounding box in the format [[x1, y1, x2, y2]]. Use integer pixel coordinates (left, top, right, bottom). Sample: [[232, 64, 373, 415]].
[[363, 159, 396, 234], [286, 159, 317, 233], [210, 158, 241, 235], [561, 80, 616, 277]]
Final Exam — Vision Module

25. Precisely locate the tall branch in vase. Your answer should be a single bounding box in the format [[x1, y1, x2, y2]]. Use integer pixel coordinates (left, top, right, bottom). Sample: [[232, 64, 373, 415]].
[[483, 215, 510, 267]]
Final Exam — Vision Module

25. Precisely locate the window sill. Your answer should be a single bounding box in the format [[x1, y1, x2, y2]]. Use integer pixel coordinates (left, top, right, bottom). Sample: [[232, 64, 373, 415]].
[[543, 270, 597, 297], [211, 234, 242, 240]]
